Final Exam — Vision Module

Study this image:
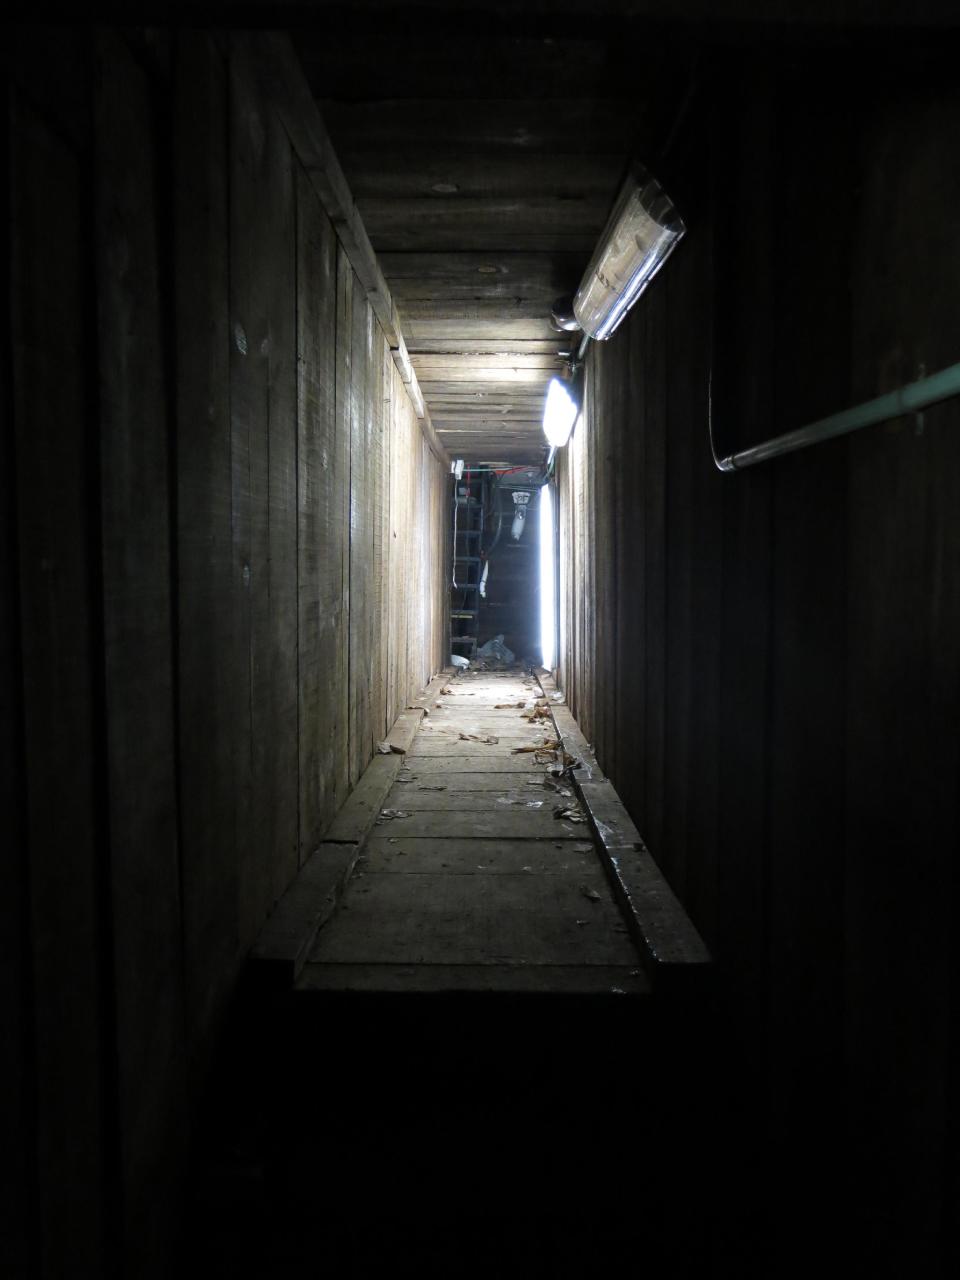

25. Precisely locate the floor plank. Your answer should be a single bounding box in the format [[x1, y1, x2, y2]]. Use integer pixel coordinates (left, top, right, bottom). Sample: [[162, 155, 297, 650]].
[[308, 870, 635, 966], [371, 810, 588, 839], [361, 837, 597, 875], [300, 668, 643, 990], [297, 963, 649, 995]]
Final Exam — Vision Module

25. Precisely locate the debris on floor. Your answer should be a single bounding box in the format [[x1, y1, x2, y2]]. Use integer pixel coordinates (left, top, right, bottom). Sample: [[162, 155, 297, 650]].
[[579, 884, 602, 902], [522, 702, 551, 722], [555, 805, 586, 823], [459, 732, 499, 744], [376, 808, 410, 823], [477, 634, 515, 663], [376, 741, 405, 755]]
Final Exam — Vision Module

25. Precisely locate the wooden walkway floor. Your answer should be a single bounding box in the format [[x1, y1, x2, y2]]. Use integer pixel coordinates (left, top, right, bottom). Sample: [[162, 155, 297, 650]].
[[297, 670, 649, 996]]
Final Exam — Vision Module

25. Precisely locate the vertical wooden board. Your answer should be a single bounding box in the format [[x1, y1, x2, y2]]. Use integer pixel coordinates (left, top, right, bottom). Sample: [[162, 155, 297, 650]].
[[296, 163, 343, 859], [227, 60, 254, 948], [229, 53, 299, 937], [711, 86, 776, 1046], [591, 332, 614, 775], [384, 362, 396, 723], [95, 30, 184, 1267], [264, 112, 300, 906], [842, 92, 960, 1270], [662, 265, 694, 899], [765, 438, 846, 1153], [845, 414, 960, 1268], [0, 269, 31, 1278], [334, 246, 353, 800], [9, 88, 106, 1276], [681, 228, 722, 947], [641, 283, 667, 865], [612, 311, 647, 836], [174, 32, 239, 1045], [370, 325, 387, 738], [348, 279, 371, 784]]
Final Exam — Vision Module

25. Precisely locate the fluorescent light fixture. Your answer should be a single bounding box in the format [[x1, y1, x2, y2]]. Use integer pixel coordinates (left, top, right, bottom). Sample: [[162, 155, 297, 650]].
[[539, 483, 556, 671], [542, 377, 579, 449], [573, 163, 685, 340]]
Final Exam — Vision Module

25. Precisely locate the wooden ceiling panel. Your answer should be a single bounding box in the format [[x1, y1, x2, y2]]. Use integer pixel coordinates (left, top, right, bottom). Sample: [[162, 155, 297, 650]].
[[298, 34, 658, 462], [380, 251, 583, 301], [321, 98, 642, 157], [353, 196, 607, 253], [337, 153, 625, 201]]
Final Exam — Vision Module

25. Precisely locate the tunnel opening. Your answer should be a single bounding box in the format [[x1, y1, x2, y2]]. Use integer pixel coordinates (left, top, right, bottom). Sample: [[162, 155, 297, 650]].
[[452, 465, 549, 669]]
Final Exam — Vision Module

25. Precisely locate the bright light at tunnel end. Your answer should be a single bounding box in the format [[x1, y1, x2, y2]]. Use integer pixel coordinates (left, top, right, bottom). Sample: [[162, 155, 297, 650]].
[[539, 483, 556, 671]]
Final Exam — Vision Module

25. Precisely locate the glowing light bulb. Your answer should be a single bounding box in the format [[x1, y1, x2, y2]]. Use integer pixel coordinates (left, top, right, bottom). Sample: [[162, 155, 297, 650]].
[[542, 378, 579, 449]]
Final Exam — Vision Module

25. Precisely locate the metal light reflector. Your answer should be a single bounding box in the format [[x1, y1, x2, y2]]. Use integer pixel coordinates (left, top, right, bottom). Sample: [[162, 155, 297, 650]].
[[542, 377, 579, 448], [573, 163, 685, 340]]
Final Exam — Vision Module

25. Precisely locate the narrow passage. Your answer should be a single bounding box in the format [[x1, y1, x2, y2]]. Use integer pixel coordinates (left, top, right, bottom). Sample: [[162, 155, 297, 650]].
[[298, 669, 648, 994]]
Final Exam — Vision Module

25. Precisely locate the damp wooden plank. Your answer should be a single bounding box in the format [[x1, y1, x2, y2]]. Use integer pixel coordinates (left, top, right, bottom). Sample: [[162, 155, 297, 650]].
[[339, 151, 624, 201], [356, 211, 602, 253], [325, 756, 405, 845], [383, 787, 558, 812], [334, 244, 355, 779], [309, 870, 637, 967], [230, 48, 300, 935], [96, 31, 185, 1261], [297, 963, 649, 996], [408, 740, 560, 757], [10, 84, 106, 1274], [399, 754, 544, 774], [369, 810, 587, 840], [409, 338, 566, 356], [361, 837, 597, 875], [414, 358, 559, 378], [320, 98, 639, 156], [423, 709, 541, 721], [405, 317, 559, 342], [297, 159, 346, 859], [414, 732, 558, 749], [346, 287, 388, 781], [415, 357, 561, 378], [577, 780, 645, 850], [382, 250, 583, 296], [174, 32, 239, 1034], [395, 771, 556, 792], [384, 708, 424, 754], [604, 845, 713, 978], [249, 842, 363, 986]]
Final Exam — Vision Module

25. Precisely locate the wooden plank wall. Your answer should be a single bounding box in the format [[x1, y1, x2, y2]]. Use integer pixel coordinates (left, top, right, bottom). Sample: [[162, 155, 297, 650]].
[[3, 28, 447, 1278], [556, 64, 960, 1275]]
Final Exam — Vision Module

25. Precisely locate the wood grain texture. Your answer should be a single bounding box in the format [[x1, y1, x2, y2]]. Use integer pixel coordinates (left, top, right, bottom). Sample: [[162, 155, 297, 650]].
[[95, 31, 185, 1271], [9, 84, 106, 1277], [297, 161, 346, 859], [229, 48, 299, 940], [175, 31, 240, 1047]]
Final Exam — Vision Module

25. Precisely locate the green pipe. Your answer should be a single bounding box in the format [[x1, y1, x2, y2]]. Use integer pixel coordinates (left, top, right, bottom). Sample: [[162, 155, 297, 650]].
[[711, 360, 960, 472]]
